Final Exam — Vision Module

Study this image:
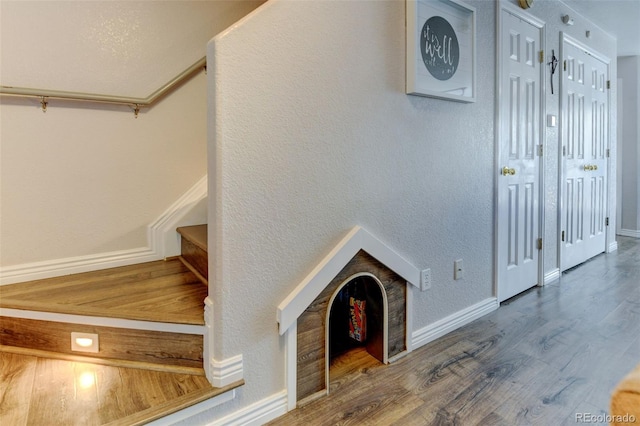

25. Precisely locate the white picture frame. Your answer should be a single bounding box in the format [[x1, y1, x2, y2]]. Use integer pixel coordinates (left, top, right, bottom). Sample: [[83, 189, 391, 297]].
[[406, 0, 476, 102]]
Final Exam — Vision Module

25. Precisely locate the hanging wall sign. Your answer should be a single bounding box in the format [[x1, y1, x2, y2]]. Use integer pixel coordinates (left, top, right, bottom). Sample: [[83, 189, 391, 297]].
[[406, 0, 476, 102], [421, 16, 459, 80]]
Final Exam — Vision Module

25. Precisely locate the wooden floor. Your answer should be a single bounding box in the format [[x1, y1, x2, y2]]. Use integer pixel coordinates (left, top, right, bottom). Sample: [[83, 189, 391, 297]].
[[270, 236, 640, 425], [0, 351, 239, 426], [0, 257, 239, 425], [0, 259, 207, 325]]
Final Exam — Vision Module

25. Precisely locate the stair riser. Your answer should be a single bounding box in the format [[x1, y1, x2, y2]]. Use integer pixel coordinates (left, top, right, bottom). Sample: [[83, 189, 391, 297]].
[[0, 316, 202, 369], [180, 239, 208, 281]]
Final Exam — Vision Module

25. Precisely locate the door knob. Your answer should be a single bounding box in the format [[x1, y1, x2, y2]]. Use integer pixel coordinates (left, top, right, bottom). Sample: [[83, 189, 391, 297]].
[[502, 166, 516, 176], [593, 165, 598, 170], [584, 164, 594, 171]]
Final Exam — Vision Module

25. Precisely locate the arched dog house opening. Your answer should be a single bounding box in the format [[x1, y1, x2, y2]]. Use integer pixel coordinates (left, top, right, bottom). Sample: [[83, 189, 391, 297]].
[[326, 273, 388, 388], [294, 250, 408, 405]]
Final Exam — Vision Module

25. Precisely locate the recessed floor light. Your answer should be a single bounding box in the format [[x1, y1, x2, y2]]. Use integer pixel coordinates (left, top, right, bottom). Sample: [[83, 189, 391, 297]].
[[71, 332, 99, 353]]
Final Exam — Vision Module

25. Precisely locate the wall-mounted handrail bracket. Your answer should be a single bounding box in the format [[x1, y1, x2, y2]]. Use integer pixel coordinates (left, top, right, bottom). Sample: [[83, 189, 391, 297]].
[[40, 96, 48, 113], [133, 104, 141, 119]]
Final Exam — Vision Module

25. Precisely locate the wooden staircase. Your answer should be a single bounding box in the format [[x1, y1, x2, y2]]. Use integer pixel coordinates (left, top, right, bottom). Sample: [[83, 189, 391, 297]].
[[177, 225, 208, 285], [0, 225, 238, 425]]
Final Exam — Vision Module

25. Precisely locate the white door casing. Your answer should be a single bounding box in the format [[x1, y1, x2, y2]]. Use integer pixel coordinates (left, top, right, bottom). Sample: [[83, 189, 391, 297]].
[[560, 34, 610, 271], [496, 6, 545, 303]]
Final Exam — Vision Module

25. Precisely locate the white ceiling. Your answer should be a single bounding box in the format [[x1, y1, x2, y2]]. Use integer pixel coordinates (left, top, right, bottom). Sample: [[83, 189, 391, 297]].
[[562, 0, 640, 56]]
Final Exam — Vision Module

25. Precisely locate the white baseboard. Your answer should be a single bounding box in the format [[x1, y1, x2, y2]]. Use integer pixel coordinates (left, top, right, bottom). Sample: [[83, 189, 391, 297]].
[[149, 175, 208, 258], [411, 298, 498, 349], [544, 268, 561, 285], [617, 229, 640, 238], [207, 391, 288, 426], [210, 354, 244, 388], [147, 390, 237, 426], [608, 240, 619, 253], [0, 247, 161, 286], [0, 176, 207, 286]]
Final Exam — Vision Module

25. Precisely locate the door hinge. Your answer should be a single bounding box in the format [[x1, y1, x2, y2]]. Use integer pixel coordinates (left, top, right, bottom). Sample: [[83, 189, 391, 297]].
[[537, 238, 543, 250], [562, 231, 565, 242], [607, 80, 611, 89], [562, 146, 566, 156], [606, 217, 609, 226], [606, 148, 610, 157], [563, 60, 567, 71], [539, 50, 544, 64], [538, 144, 543, 156]]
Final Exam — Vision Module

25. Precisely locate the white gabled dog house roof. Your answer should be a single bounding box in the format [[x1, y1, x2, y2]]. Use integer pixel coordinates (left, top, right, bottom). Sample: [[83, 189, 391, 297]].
[[276, 226, 421, 335]]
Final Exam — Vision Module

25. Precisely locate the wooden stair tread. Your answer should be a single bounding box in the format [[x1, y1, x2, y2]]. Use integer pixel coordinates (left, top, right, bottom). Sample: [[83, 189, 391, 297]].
[[0, 256, 218, 423], [0, 259, 207, 325], [0, 350, 243, 425], [177, 224, 208, 253]]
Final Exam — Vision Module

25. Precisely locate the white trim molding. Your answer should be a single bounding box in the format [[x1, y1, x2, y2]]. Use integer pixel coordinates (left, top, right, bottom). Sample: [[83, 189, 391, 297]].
[[0, 247, 160, 286], [204, 297, 215, 384], [147, 390, 237, 426], [207, 391, 288, 426], [0, 176, 207, 286], [285, 323, 298, 411], [411, 298, 499, 349], [210, 354, 243, 388], [276, 225, 420, 335], [148, 175, 208, 258], [544, 268, 561, 285], [617, 229, 640, 239]]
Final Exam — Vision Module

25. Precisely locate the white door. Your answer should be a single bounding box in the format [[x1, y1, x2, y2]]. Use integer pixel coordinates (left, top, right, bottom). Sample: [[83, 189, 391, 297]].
[[560, 36, 609, 271], [497, 8, 544, 302]]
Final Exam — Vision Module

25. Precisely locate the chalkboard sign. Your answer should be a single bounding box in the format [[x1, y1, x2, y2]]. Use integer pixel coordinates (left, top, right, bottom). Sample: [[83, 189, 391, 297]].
[[421, 16, 459, 81], [406, 0, 476, 103]]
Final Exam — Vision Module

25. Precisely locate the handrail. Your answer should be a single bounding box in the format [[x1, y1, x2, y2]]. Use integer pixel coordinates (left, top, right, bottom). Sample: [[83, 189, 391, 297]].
[[0, 57, 206, 117]]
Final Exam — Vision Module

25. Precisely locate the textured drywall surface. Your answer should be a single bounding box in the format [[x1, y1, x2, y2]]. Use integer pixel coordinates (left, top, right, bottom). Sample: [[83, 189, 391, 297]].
[[617, 56, 639, 231], [199, 0, 619, 419], [0, 74, 207, 265], [205, 0, 495, 415], [0, 1, 264, 97], [0, 1, 263, 267]]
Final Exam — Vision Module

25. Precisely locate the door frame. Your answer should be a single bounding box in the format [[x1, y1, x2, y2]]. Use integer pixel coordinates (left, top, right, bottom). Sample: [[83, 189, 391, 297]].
[[558, 32, 612, 272], [494, 1, 546, 301]]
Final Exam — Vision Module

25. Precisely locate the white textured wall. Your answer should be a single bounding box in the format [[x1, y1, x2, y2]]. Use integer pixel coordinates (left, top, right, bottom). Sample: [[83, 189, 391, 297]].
[[0, 77, 207, 264], [199, 0, 619, 420], [0, 1, 262, 268], [205, 0, 495, 415], [0, 1, 263, 97], [617, 56, 640, 232]]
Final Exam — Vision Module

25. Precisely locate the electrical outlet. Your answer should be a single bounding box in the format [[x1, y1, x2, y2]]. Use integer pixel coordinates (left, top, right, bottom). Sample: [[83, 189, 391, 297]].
[[454, 259, 464, 280], [420, 268, 432, 291]]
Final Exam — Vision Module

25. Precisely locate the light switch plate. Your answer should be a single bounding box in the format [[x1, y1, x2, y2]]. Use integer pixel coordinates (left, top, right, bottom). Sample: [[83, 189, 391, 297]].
[[421, 268, 432, 291], [454, 259, 464, 280]]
